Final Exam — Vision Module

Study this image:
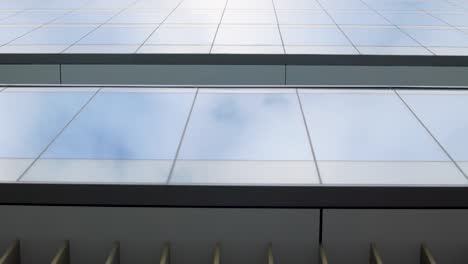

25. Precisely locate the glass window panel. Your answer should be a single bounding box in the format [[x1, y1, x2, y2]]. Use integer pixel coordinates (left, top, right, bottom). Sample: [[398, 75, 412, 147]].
[[299, 90, 449, 161], [0, 11, 19, 20], [285, 45, 358, 54], [65, 45, 138, 53], [399, 91, 468, 161], [165, 9, 223, 24], [412, 1, 459, 12], [430, 13, 468, 27], [138, 45, 211, 53], [2, 10, 68, 25], [0, 45, 68, 53], [281, 26, 351, 45], [109, 10, 170, 24], [211, 45, 284, 54], [12, 26, 97, 45], [277, 10, 335, 25], [214, 25, 282, 45], [319, 0, 369, 10], [22, 89, 196, 184], [147, 25, 217, 45], [0, 88, 95, 182], [318, 161, 466, 185], [222, 10, 277, 24], [274, 0, 322, 10], [178, 0, 227, 9], [171, 89, 319, 185], [363, 1, 420, 11], [0, 26, 35, 45], [329, 11, 390, 25], [428, 47, 468, 56], [52, 10, 117, 24], [177, 90, 313, 160], [380, 11, 447, 26], [41, 89, 195, 160], [83, 0, 135, 8], [342, 27, 420, 46], [357, 46, 431, 55], [226, 0, 274, 10], [0, 89, 95, 158], [77, 26, 155, 45], [299, 90, 466, 185], [403, 28, 468, 47]]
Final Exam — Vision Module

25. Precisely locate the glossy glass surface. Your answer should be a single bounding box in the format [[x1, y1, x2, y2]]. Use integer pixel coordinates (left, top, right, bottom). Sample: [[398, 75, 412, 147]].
[[177, 90, 313, 160], [404, 28, 468, 47], [0, 0, 467, 55], [41, 89, 195, 160], [12, 26, 96, 45], [0, 89, 94, 158], [146, 25, 217, 45], [329, 11, 390, 25], [400, 91, 468, 161], [21, 89, 196, 183], [380, 12, 447, 26], [0, 88, 95, 182], [1, 86, 468, 186], [298, 90, 449, 161], [77, 26, 155, 45], [342, 28, 419, 47], [281, 26, 351, 46]]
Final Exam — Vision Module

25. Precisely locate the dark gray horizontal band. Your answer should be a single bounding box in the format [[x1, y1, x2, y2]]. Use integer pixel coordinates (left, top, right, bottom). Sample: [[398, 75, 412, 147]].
[[1, 53, 468, 66], [1, 183, 468, 208]]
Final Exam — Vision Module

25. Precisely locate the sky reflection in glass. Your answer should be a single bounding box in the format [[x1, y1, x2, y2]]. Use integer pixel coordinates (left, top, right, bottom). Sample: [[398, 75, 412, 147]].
[[177, 91, 313, 161], [0, 89, 94, 158], [42, 89, 195, 160]]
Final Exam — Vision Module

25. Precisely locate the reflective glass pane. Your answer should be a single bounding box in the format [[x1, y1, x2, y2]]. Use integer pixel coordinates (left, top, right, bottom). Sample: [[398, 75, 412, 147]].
[[299, 90, 448, 161], [281, 26, 351, 46], [22, 88, 196, 183], [342, 27, 420, 46], [147, 25, 217, 45], [12, 26, 97, 45], [214, 25, 282, 45], [77, 26, 155, 45], [0, 26, 35, 45], [403, 28, 468, 47], [329, 11, 390, 25], [400, 91, 468, 161], [178, 90, 312, 160], [0, 88, 95, 181], [380, 11, 446, 26], [171, 89, 319, 185], [299, 90, 466, 185]]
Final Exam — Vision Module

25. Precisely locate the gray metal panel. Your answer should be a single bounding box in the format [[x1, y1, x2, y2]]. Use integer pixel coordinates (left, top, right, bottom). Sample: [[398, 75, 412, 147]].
[[0, 206, 319, 264], [0, 65, 59, 84], [286, 66, 468, 86], [61, 65, 285, 85], [323, 209, 468, 264]]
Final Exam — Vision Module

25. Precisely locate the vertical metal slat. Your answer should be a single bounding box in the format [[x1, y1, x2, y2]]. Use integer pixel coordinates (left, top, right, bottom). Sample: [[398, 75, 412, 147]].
[[267, 243, 274, 264], [319, 244, 328, 264], [0, 240, 20, 264], [421, 244, 436, 264], [51, 241, 70, 264], [159, 242, 170, 264], [370, 243, 383, 264], [213, 242, 221, 264], [104, 241, 120, 264]]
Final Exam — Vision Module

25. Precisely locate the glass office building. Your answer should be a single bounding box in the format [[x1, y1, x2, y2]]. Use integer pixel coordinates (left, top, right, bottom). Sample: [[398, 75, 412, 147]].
[[1, 0, 468, 263]]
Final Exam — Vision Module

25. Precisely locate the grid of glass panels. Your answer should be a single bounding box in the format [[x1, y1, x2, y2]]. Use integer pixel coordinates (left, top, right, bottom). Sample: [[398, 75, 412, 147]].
[[1, 86, 468, 186], [0, 0, 468, 55]]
